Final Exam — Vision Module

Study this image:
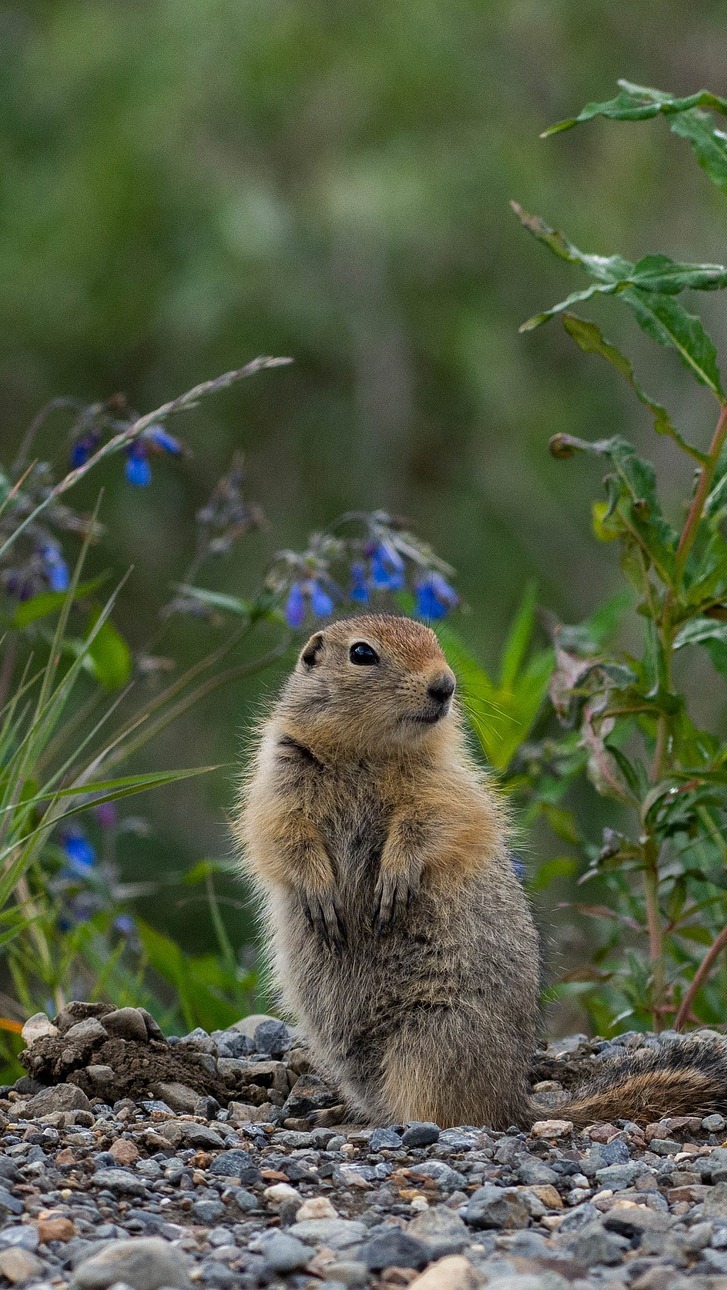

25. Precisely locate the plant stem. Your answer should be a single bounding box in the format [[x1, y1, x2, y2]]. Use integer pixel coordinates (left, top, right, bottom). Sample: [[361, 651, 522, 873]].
[[642, 835, 665, 1030], [674, 921, 727, 1030], [675, 400, 727, 579]]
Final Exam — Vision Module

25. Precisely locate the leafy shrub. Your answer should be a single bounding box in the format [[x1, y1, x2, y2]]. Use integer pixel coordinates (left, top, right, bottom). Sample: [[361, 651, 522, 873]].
[[510, 82, 727, 1033]]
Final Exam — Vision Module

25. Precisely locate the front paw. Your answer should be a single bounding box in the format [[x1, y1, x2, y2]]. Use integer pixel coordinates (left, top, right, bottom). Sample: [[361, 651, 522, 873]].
[[299, 884, 346, 954], [372, 864, 422, 935]]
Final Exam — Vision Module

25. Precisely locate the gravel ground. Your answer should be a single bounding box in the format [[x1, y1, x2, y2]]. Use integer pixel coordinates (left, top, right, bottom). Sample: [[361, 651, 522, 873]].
[[3, 1005, 727, 1290]]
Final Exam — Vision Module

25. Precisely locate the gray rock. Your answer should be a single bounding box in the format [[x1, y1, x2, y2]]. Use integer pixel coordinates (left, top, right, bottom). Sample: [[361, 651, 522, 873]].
[[557, 1202, 600, 1233], [191, 1200, 225, 1223], [703, 1113, 726, 1133], [261, 1232, 311, 1273], [0, 1190, 26, 1217], [282, 1073, 337, 1116], [102, 1009, 149, 1043], [465, 1185, 530, 1230], [253, 1019, 290, 1057], [150, 1083, 200, 1114], [567, 1221, 629, 1266], [287, 1219, 367, 1250], [86, 1066, 116, 1091], [26, 1083, 92, 1115], [369, 1127, 403, 1151], [402, 1122, 440, 1148], [208, 1150, 260, 1186], [229, 1013, 279, 1039], [70, 1238, 191, 1290], [232, 1189, 259, 1213], [704, 1183, 727, 1220], [94, 1170, 149, 1198], [0, 1227, 40, 1252], [517, 1156, 559, 1186], [359, 1226, 429, 1271], [322, 1262, 368, 1287], [180, 1124, 225, 1150], [63, 1017, 109, 1050], [408, 1204, 470, 1257], [409, 1160, 468, 1191], [594, 1160, 646, 1190]]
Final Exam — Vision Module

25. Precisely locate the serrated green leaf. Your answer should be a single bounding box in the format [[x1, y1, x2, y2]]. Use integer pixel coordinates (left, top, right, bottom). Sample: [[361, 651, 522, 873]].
[[562, 314, 703, 459]]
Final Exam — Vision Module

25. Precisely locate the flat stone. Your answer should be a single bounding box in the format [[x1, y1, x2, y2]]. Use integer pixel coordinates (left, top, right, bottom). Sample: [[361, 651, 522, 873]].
[[409, 1205, 470, 1258], [402, 1122, 440, 1148], [227, 1101, 273, 1124], [108, 1140, 140, 1167], [568, 1220, 628, 1266], [530, 1119, 573, 1138], [86, 1066, 116, 1090], [180, 1124, 225, 1150], [359, 1226, 429, 1271], [0, 1229, 39, 1252], [704, 1182, 727, 1219], [208, 1149, 260, 1185], [26, 1084, 92, 1115], [0, 1247, 46, 1282], [287, 1219, 367, 1250], [282, 1073, 338, 1116], [63, 1017, 108, 1049], [594, 1161, 646, 1190], [35, 1216, 76, 1242], [93, 1169, 149, 1197], [465, 1185, 530, 1230], [145, 1082, 195, 1115], [407, 1256, 484, 1290], [70, 1237, 191, 1290], [603, 1206, 672, 1235], [261, 1232, 311, 1273], [369, 1127, 403, 1151]]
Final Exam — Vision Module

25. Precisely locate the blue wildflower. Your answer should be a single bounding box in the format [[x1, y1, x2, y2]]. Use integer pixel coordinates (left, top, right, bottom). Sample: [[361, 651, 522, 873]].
[[309, 580, 334, 617], [370, 541, 405, 591], [143, 423, 183, 455], [40, 543, 70, 592], [124, 441, 152, 486], [70, 431, 101, 469], [114, 914, 135, 935], [349, 562, 370, 604], [415, 571, 458, 621], [285, 582, 306, 628], [60, 831, 96, 872], [94, 802, 118, 830]]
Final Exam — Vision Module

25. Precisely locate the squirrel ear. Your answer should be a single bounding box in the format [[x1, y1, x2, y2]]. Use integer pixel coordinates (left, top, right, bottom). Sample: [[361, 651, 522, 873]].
[[300, 633, 324, 668]]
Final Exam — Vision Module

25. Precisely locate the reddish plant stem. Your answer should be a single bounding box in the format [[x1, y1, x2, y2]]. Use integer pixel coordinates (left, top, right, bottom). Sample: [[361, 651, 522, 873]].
[[675, 401, 727, 578], [675, 922, 727, 1031]]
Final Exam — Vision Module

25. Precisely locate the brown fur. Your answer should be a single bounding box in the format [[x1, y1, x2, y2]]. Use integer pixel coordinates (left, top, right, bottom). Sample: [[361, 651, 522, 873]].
[[234, 614, 727, 1130]]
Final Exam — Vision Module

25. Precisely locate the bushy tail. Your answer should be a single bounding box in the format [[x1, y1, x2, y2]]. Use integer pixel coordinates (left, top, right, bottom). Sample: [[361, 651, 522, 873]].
[[532, 1036, 727, 1128]]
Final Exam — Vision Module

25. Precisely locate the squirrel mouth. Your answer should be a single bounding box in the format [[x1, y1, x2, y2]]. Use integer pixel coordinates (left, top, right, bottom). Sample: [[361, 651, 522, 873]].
[[409, 703, 450, 725]]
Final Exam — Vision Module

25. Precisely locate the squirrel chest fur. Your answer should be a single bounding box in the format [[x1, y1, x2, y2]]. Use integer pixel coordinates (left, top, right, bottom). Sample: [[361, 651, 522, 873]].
[[236, 612, 727, 1130], [236, 613, 539, 1129]]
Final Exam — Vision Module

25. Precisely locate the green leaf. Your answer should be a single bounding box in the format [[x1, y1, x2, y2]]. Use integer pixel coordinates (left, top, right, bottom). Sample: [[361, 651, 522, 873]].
[[543, 80, 727, 196], [670, 109, 727, 197], [86, 614, 132, 689], [674, 617, 727, 650], [499, 581, 537, 691], [620, 288, 725, 400], [173, 585, 254, 617], [10, 574, 110, 629], [530, 855, 579, 892], [561, 314, 703, 460], [513, 205, 725, 398], [543, 80, 727, 135]]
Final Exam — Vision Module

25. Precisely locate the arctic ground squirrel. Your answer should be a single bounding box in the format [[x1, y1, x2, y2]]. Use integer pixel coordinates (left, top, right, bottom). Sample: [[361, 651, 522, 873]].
[[236, 613, 727, 1129]]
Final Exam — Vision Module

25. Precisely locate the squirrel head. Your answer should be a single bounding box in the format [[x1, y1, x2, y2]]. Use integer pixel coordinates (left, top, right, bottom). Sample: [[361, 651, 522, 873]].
[[278, 613, 458, 757]]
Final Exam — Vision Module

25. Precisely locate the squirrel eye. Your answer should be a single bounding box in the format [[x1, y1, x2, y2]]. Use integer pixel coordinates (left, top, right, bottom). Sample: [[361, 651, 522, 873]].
[[349, 641, 379, 666]]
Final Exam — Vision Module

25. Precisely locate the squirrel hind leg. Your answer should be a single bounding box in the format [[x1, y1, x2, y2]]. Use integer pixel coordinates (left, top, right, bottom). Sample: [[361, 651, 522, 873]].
[[379, 1019, 530, 1130], [550, 1036, 727, 1128]]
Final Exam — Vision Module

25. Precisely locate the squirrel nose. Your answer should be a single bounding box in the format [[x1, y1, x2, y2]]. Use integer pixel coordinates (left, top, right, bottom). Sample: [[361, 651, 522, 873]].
[[427, 673, 455, 704]]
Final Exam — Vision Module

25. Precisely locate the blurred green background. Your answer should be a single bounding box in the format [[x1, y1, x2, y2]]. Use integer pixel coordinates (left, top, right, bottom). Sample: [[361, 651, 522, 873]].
[[3, 0, 727, 1025]]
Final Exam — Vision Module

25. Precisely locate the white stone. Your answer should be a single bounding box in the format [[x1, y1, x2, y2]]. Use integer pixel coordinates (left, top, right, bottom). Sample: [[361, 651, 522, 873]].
[[295, 1196, 338, 1221], [530, 1118, 574, 1138], [21, 1012, 58, 1045], [408, 1255, 483, 1290]]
